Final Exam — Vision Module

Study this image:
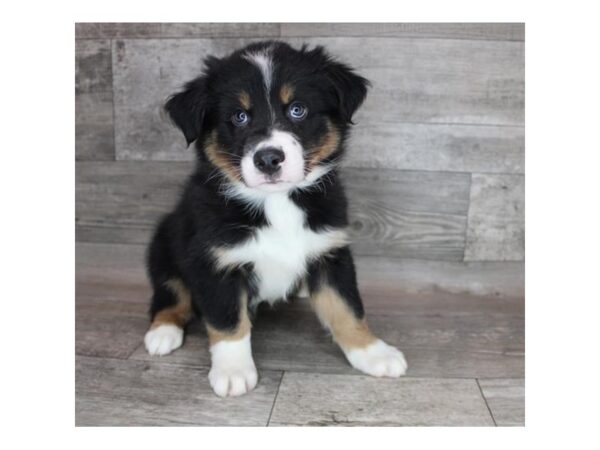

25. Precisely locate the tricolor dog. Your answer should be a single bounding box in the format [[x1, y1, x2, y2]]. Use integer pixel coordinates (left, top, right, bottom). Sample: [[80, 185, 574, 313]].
[[144, 41, 407, 397]]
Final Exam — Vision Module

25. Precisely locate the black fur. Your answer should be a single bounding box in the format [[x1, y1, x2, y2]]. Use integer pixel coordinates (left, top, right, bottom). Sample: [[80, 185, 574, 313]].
[[147, 41, 369, 331]]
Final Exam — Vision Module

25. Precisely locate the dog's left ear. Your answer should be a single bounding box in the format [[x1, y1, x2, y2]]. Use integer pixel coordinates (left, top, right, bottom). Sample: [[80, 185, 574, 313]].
[[323, 57, 370, 123], [164, 76, 208, 146]]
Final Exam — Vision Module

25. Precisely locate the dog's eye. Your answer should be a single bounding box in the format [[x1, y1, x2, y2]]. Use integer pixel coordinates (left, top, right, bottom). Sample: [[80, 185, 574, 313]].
[[288, 102, 308, 121], [231, 109, 250, 127]]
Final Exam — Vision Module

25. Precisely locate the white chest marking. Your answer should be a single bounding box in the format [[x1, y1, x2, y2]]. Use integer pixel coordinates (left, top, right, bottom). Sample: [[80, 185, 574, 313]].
[[214, 193, 348, 302]]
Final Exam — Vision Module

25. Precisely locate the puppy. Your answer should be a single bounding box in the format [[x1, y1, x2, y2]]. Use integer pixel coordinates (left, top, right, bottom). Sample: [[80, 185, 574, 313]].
[[144, 41, 407, 397]]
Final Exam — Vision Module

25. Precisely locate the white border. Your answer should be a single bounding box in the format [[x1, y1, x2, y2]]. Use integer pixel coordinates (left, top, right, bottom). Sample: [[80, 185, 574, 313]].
[[3, 0, 600, 447]]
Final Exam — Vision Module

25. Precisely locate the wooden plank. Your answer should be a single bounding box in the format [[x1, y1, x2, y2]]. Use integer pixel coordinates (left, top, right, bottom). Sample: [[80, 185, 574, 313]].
[[75, 39, 112, 94], [76, 162, 470, 260], [345, 168, 469, 260], [269, 373, 494, 426], [75, 161, 188, 244], [76, 298, 148, 359], [346, 122, 524, 174], [112, 38, 524, 171], [76, 23, 280, 39], [76, 242, 524, 299], [281, 23, 524, 41], [76, 356, 282, 426], [76, 92, 114, 161], [465, 174, 525, 261], [478, 378, 525, 426]]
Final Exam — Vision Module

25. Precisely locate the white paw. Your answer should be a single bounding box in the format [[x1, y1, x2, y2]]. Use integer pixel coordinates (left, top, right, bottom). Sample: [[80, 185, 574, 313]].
[[208, 335, 258, 397], [208, 364, 258, 397], [345, 339, 407, 377], [144, 324, 184, 356]]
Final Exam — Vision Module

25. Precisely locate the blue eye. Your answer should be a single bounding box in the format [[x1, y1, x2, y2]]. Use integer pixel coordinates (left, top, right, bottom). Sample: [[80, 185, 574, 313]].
[[288, 102, 308, 121], [232, 109, 250, 127]]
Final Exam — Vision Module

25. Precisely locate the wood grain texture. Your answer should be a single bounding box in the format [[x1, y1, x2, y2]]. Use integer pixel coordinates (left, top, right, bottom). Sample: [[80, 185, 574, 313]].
[[76, 23, 280, 39], [76, 162, 470, 260], [75, 161, 189, 244], [75, 39, 112, 94], [465, 174, 525, 261], [76, 298, 148, 359], [76, 356, 282, 426], [280, 23, 524, 41], [111, 37, 524, 174], [346, 122, 524, 174], [269, 373, 494, 426], [76, 92, 114, 160], [345, 168, 468, 260], [478, 378, 525, 426]]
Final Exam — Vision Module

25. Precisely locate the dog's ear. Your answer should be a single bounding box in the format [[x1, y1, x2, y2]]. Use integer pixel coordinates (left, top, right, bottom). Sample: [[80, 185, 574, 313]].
[[164, 76, 208, 146], [315, 47, 369, 123]]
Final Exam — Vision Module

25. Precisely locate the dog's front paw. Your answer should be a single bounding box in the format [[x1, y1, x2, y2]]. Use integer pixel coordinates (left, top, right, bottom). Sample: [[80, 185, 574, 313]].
[[345, 339, 407, 377], [144, 324, 184, 356], [208, 336, 258, 397], [208, 364, 258, 397]]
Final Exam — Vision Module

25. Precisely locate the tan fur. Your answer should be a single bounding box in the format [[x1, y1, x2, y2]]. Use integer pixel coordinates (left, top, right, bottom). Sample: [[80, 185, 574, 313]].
[[279, 84, 294, 104], [310, 285, 376, 351], [204, 130, 241, 182], [150, 279, 193, 329], [206, 292, 251, 345], [308, 120, 341, 169], [239, 91, 251, 110]]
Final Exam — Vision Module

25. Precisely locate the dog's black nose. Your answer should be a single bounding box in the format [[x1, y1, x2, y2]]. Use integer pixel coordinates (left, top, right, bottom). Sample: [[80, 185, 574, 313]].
[[253, 148, 285, 175]]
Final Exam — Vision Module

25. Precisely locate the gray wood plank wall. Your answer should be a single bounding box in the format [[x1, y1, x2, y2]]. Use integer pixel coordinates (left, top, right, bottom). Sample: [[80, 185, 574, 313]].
[[75, 23, 524, 263]]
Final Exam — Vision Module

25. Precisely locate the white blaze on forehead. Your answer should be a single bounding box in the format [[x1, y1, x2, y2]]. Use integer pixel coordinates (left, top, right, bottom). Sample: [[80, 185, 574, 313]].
[[243, 50, 273, 92], [243, 48, 275, 122]]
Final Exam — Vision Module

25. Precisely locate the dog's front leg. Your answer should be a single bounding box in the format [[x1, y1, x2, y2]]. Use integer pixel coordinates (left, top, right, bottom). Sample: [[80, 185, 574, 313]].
[[309, 247, 407, 377], [191, 271, 257, 398]]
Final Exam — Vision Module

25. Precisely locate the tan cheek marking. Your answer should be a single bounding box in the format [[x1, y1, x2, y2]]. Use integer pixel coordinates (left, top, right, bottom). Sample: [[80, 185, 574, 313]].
[[279, 84, 294, 104], [204, 130, 241, 182], [206, 292, 251, 345], [310, 286, 376, 351], [308, 120, 341, 169], [239, 91, 251, 110], [150, 278, 193, 329]]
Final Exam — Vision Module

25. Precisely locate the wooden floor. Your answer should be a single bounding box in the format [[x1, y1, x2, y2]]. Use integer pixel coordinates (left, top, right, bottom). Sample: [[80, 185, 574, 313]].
[[75, 242, 524, 426]]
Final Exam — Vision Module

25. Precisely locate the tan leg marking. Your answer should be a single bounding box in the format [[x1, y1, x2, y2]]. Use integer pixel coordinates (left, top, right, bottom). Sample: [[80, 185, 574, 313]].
[[204, 130, 242, 183], [307, 120, 341, 170], [239, 91, 251, 110], [310, 285, 376, 351], [206, 292, 251, 345], [150, 278, 193, 329], [279, 83, 294, 104]]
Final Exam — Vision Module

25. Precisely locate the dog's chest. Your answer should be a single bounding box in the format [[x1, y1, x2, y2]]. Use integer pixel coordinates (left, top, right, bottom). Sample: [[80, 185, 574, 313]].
[[217, 194, 347, 302]]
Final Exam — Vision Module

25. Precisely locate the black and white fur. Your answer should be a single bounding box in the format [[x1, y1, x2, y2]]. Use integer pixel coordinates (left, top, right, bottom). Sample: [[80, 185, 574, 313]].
[[144, 41, 407, 397]]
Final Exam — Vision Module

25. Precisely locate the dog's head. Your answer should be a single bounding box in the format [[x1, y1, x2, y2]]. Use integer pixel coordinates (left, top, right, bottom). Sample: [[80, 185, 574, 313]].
[[165, 41, 368, 194]]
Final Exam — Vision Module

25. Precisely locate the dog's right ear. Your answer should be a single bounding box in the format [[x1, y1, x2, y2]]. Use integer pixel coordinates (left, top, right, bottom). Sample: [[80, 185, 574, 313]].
[[164, 76, 208, 146]]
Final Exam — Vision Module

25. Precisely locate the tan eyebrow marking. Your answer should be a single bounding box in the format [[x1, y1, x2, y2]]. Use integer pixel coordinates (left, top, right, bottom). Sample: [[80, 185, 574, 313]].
[[239, 91, 251, 110], [279, 84, 294, 104]]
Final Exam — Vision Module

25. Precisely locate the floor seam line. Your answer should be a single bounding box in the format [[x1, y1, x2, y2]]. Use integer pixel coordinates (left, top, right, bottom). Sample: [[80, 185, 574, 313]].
[[476, 378, 497, 426], [266, 371, 285, 427]]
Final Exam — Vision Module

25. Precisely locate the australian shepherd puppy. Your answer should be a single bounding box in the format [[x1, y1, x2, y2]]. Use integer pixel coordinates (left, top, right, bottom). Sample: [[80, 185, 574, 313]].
[[144, 41, 407, 397]]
